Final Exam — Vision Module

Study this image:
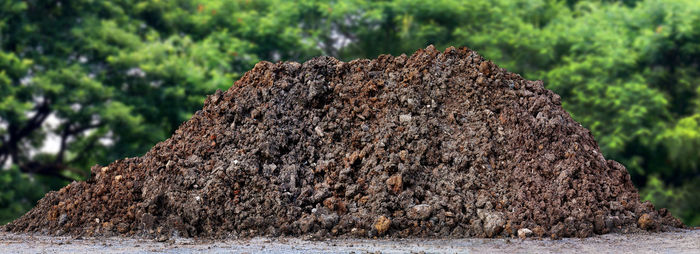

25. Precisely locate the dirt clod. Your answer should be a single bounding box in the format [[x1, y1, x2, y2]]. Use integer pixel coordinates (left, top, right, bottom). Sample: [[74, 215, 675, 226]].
[[386, 174, 403, 194], [374, 216, 391, 235], [638, 213, 658, 231], [4, 45, 683, 239]]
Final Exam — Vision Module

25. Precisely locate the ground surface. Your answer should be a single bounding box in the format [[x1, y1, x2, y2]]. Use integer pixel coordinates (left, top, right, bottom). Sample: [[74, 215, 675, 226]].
[[1, 229, 697, 253]]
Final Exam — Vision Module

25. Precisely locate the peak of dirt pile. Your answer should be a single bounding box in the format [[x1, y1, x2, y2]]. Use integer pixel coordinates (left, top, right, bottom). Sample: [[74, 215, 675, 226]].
[[5, 46, 683, 239]]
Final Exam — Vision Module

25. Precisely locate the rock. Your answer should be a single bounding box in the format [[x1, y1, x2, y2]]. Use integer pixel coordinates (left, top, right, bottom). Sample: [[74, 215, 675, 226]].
[[399, 150, 408, 162], [476, 193, 490, 208], [469, 219, 483, 236], [604, 216, 621, 231], [610, 201, 623, 211], [311, 187, 330, 203], [594, 214, 606, 233], [314, 126, 325, 137], [350, 227, 366, 237], [374, 216, 391, 235], [117, 222, 129, 234], [58, 214, 68, 226], [361, 124, 369, 132], [479, 61, 492, 75], [483, 212, 505, 237], [299, 216, 315, 233], [638, 213, 657, 230], [320, 213, 339, 229], [533, 226, 545, 237], [503, 220, 513, 235], [155, 235, 169, 242], [407, 204, 433, 220], [385, 174, 402, 193], [399, 114, 412, 123], [345, 185, 359, 198], [140, 213, 155, 229], [550, 223, 565, 239], [165, 160, 175, 170], [517, 228, 533, 239]]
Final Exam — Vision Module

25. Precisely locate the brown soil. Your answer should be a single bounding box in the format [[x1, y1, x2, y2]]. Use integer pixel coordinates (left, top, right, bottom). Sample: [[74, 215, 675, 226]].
[[4, 46, 683, 239]]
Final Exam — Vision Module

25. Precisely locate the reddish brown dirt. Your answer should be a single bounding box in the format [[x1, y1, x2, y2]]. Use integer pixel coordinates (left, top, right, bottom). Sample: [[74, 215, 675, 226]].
[[3, 46, 683, 239]]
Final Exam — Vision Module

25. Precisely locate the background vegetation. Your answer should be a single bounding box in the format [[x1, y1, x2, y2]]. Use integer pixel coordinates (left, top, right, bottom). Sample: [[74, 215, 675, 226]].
[[1, 0, 698, 226]]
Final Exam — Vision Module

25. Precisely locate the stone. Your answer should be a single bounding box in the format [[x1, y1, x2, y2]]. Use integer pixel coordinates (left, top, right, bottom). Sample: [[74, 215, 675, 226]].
[[374, 216, 391, 235], [407, 204, 433, 220], [386, 174, 403, 193], [517, 228, 533, 239], [533, 226, 545, 237], [638, 213, 658, 230], [58, 214, 68, 226], [483, 212, 505, 237], [399, 114, 412, 123]]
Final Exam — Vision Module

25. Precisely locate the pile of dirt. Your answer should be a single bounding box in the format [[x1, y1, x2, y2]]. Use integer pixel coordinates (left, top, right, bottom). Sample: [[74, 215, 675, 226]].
[[4, 46, 683, 239]]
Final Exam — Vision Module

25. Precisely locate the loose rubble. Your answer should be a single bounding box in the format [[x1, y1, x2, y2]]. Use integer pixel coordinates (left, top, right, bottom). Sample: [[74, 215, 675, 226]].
[[4, 46, 683, 239]]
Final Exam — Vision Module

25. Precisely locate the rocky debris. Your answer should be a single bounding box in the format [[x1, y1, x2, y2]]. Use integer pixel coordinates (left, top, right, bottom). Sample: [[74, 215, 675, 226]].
[[533, 226, 546, 238], [638, 213, 658, 230], [385, 174, 403, 194], [399, 114, 412, 123], [482, 211, 506, 237], [407, 205, 433, 220], [374, 216, 391, 235], [4, 45, 684, 239], [518, 228, 533, 239]]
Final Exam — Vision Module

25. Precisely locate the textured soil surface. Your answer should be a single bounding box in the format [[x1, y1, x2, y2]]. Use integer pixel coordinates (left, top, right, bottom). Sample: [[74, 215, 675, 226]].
[[1, 230, 699, 253], [4, 46, 683, 239]]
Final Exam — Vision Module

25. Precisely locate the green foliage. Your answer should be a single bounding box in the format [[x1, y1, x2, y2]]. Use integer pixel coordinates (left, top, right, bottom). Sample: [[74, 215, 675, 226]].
[[0, 166, 48, 224], [0, 0, 322, 222], [641, 176, 700, 226], [1, 0, 698, 226]]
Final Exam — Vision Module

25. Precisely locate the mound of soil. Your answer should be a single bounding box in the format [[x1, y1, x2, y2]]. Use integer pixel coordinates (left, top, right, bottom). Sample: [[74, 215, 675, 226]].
[[5, 46, 683, 239]]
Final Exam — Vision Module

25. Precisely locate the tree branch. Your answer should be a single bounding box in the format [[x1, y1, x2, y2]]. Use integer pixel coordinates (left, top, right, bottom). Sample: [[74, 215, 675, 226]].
[[67, 131, 101, 166], [14, 100, 51, 140], [0, 99, 51, 159], [0, 99, 51, 173], [0, 152, 8, 169], [56, 124, 70, 164], [55, 122, 103, 164], [18, 161, 77, 182]]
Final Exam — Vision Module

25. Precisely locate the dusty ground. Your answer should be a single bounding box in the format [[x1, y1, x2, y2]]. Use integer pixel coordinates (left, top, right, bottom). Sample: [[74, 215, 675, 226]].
[[1, 229, 697, 253]]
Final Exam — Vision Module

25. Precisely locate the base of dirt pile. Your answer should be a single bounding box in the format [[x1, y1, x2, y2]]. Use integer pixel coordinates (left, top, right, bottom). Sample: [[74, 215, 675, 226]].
[[2, 230, 699, 253], [4, 46, 683, 239]]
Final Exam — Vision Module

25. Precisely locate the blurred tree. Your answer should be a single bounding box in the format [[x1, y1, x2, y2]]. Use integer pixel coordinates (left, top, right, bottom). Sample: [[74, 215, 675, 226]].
[[0, 0, 323, 222], [1, 0, 698, 226], [0, 165, 47, 224]]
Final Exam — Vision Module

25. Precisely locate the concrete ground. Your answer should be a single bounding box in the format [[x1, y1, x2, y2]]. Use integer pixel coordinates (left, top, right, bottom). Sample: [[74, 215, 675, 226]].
[[1, 229, 698, 253]]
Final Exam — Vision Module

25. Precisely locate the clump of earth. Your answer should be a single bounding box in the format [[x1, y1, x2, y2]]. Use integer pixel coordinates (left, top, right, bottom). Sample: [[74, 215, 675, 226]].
[[4, 46, 683, 239]]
